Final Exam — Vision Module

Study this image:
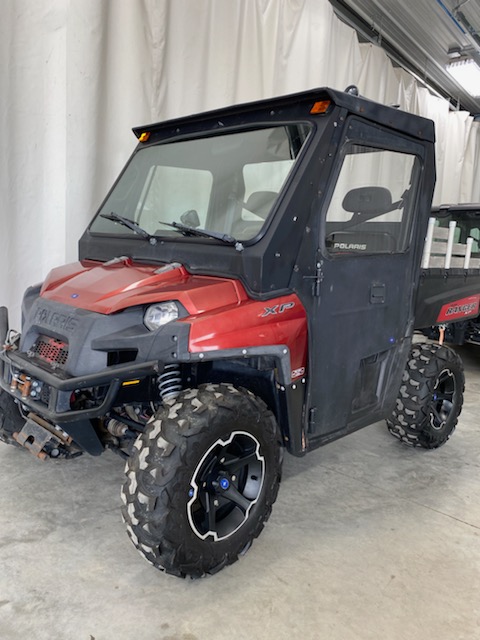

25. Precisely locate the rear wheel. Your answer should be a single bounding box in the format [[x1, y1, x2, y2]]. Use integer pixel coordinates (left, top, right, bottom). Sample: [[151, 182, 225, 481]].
[[121, 383, 282, 578], [386, 342, 464, 449]]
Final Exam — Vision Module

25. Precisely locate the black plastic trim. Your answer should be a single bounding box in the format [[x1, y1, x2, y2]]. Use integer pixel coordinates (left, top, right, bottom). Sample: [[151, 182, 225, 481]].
[[178, 345, 292, 386]]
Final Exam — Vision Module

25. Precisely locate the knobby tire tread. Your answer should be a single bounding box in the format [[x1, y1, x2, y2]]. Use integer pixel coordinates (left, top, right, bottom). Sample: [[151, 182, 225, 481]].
[[386, 342, 464, 449], [121, 383, 282, 578]]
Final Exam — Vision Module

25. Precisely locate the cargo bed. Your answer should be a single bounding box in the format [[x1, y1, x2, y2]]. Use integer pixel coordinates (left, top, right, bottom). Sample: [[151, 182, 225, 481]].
[[415, 215, 480, 328]]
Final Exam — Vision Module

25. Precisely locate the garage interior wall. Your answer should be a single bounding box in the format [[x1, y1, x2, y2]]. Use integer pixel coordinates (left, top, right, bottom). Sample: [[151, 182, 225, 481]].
[[1, 0, 480, 325]]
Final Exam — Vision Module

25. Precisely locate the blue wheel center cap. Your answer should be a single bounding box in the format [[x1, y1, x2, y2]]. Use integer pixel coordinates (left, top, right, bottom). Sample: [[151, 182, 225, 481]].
[[220, 478, 230, 490]]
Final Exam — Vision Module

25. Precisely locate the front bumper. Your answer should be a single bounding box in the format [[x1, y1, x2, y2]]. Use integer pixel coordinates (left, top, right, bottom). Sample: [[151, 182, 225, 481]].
[[0, 303, 188, 454], [0, 345, 164, 455], [0, 347, 162, 423]]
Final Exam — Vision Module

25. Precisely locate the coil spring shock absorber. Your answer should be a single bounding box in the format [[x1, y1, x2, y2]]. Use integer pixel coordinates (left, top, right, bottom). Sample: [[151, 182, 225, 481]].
[[158, 363, 182, 401]]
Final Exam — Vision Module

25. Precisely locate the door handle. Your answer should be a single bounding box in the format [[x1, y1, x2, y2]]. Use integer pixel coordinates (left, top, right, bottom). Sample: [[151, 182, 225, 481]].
[[370, 283, 385, 304]]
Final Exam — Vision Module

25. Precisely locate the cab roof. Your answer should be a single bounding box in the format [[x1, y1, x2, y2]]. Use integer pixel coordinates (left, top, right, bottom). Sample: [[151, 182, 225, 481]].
[[133, 87, 435, 145]]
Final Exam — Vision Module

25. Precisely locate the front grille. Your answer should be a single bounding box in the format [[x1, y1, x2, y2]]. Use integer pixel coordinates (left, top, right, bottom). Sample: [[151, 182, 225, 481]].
[[31, 335, 69, 369]]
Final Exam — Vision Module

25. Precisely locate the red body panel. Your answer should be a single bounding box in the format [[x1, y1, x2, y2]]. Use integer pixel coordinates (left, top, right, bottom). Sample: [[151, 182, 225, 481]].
[[186, 295, 307, 377], [40, 261, 248, 315], [437, 294, 480, 322], [40, 260, 308, 379]]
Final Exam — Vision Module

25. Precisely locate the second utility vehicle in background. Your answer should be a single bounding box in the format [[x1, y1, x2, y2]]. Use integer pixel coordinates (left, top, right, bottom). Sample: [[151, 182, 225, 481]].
[[421, 203, 480, 346]]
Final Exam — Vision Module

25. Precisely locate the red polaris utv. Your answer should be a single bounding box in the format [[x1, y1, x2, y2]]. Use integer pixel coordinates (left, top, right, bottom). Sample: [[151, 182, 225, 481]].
[[1, 87, 479, 578]]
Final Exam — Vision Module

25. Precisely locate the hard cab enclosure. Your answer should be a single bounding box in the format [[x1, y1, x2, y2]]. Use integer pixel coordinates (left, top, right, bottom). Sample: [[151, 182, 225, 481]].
[[1, 88, 441, 459]]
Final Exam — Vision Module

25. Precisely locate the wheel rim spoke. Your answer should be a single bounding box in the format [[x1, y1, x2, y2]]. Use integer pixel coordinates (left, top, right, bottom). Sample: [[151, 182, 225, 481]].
[[431, 403, 448, 426], [431, 368, 456, 429], [205, 493, 217, 533], [222, 451, 259, 473], [221, 483, 251, 512], [435, 390, 452, 402]]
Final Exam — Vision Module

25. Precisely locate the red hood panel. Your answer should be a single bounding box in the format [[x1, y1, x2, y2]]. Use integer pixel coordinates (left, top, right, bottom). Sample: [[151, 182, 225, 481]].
[[40, 260, 247, 314]]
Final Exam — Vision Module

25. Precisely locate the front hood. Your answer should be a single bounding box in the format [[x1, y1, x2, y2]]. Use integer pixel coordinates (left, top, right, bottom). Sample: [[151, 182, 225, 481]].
[[40, 259, 248, 314]]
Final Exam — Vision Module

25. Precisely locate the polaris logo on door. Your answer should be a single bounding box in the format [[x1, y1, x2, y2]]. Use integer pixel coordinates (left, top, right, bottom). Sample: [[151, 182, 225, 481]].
[[333, 242, 367, 251]]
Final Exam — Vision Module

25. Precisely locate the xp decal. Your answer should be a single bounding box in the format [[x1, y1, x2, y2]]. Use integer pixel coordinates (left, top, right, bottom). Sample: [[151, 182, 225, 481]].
[[261, 302, 295, 317]]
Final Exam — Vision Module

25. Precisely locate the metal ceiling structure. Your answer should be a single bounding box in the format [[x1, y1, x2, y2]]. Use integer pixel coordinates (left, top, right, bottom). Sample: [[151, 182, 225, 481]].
[[330, 0, 480, 115]]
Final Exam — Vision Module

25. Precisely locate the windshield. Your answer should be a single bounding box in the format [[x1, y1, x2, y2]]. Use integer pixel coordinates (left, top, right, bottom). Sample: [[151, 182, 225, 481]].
[[90, 124, 312, 242]]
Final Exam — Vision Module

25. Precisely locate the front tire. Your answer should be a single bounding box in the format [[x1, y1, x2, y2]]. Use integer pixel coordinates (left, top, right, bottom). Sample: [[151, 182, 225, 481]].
[[386, 342, 464, 449], [121, 383, 282, 578]]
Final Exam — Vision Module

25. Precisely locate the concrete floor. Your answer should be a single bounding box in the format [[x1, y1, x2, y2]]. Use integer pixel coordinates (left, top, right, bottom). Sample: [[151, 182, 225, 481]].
[[1, 345, 480, 640]]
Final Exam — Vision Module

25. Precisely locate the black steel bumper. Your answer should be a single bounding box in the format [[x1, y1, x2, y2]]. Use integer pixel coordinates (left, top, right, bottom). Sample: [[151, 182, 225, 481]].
[[0, 305, 164, 454], [0, 349, 163, 455], [0, 347, 161, 423]]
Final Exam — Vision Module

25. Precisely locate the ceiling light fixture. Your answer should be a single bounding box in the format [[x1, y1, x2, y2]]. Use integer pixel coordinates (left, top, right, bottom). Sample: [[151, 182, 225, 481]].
[[446, 59, 480, 97], [447, 46, 462, 59]]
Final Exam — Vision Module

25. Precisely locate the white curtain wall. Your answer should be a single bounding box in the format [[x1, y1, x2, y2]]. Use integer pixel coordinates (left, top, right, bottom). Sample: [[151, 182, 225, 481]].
[[1, 0, 480, 325]]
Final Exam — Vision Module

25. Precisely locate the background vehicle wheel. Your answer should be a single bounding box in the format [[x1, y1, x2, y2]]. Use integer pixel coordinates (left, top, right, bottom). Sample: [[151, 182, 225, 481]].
[[0, 390, 25, 448], [386, 342, 464, 449], [121, 383, 282, 578]]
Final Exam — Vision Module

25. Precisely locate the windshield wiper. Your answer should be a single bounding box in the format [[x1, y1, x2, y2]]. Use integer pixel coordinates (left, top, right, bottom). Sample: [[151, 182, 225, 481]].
[[100, 212, 152, 240], [158, 219, 241, 248]]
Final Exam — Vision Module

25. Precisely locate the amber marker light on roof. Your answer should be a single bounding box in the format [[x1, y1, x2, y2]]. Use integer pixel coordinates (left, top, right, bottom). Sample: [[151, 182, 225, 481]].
[[139, 131, 151, 142], [310, 100, 331, 114]]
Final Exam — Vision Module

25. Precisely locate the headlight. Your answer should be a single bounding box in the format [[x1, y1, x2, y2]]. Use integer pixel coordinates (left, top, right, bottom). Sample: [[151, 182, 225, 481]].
[[144, 301, 179, 330]]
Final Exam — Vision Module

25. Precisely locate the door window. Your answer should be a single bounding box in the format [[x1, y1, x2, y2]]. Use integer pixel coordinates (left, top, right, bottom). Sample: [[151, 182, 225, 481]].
[[325, 144, 418, 255]]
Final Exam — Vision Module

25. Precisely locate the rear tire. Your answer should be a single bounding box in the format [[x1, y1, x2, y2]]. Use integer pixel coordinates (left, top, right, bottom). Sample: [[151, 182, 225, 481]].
[[386, 342, 464, 449], [121, 383, 282, 578]]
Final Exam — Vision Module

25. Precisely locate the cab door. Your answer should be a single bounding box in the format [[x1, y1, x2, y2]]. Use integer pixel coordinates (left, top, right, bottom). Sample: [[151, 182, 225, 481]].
[[305, 119, 427, 446]]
